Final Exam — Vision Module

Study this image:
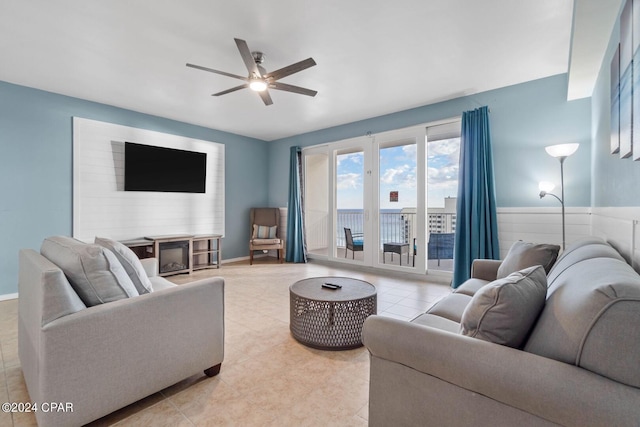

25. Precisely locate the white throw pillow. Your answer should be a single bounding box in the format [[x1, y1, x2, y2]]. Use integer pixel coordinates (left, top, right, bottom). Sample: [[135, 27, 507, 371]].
[[95, 237, 153, 294], [41, 236, 139, 307]]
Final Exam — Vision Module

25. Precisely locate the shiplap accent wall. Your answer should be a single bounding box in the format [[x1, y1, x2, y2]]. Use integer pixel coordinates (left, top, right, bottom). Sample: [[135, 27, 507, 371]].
[[73, 117, 224, 242], [591, 207, 640, 271], [497, 207, 640, 273], [496, 207, 592, 258]]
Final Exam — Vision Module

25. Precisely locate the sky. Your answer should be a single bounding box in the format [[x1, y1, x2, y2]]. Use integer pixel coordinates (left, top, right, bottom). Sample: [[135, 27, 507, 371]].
[[336, 138, 460, 209]]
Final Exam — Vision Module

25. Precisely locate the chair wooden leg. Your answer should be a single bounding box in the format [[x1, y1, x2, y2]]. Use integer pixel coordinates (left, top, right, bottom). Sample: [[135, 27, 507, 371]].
[[250, 250, 253, 265], [280, 249, 284, 263]]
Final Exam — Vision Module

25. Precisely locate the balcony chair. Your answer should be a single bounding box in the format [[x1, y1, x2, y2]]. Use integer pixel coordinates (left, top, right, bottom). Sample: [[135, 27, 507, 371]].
[[427, 232, 455, 266], [249, 207, 284, 265], [344, 227, 364, 259]]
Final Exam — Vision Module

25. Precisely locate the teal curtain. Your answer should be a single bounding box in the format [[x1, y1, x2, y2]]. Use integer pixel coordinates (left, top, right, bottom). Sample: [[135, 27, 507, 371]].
[[286, 146, 307, 262], [452, 106, 499, 288]]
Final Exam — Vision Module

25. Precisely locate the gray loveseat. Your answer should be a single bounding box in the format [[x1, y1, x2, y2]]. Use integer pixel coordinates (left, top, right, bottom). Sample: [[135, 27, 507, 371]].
[[18, 236, 225, 427], [363, 237, 640, 426]]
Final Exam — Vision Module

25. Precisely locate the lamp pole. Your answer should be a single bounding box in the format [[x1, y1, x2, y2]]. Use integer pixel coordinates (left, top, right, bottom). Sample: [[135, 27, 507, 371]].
[[540, 143, 579, 252], [559, 156, 566, 251]]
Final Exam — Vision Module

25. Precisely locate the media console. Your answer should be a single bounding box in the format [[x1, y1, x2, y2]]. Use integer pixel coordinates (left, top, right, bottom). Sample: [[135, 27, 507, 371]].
[[121, 234, 221, 277]]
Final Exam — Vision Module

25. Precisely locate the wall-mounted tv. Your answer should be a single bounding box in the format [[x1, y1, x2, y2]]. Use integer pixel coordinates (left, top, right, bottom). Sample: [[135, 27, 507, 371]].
[[124, 142, 207, 193]]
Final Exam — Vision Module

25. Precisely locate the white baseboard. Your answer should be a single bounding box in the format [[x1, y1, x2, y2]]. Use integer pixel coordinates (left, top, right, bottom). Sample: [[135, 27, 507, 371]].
[[0, 292, 18, 302], [221, 253, 270, 264]]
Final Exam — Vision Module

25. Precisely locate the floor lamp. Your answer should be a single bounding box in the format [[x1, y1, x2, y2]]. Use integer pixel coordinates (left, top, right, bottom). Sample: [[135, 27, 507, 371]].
[[538, 143, 579, 250]]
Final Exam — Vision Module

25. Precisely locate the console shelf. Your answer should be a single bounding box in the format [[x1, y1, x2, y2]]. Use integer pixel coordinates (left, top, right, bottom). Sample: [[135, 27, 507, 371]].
[[122, 234, 222, 276], [192, 235, 222, 271]]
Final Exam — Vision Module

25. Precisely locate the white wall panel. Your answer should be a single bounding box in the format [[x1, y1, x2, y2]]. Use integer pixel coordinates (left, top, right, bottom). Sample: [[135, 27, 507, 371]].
[[591, 207, 640, 271], [497, 207, 591, 258], [73, 117, 224, 242]]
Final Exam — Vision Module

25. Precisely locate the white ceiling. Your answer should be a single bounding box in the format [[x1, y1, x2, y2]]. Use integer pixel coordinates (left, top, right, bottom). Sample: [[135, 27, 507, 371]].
[[0, 0, 607, 141]]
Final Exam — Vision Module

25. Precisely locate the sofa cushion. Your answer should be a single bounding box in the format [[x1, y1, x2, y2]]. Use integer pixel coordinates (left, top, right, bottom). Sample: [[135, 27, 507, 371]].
[[496, 241, 560, 279], [148, 276, 177, 291], [453, 278, 490, 297], [41, 236, 139, 306], [411, 313, 461, 333], [551, 236, 607, 267], [525, 257, 640, 388], [546, 242, 625, 291], [95, 237, 153, 294], [251, 238, 281, 245], [425, 293, 472, 324], [460, 265, 547, 348]]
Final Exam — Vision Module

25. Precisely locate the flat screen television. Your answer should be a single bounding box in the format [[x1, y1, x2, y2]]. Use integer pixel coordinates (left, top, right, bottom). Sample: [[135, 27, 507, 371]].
[[124, 142, 207, 193]]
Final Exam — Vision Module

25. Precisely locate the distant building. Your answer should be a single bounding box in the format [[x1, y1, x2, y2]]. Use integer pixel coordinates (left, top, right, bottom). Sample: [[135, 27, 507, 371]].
[[427, 197, 456, 233], [398, 197, 456, 251]]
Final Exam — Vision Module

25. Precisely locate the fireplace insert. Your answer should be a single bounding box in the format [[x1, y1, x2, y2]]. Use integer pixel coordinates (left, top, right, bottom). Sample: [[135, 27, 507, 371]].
[[158, 240, 190, 274]]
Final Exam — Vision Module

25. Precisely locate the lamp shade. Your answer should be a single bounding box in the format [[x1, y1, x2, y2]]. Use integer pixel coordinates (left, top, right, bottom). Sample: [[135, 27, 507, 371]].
[[538, 181, 555, 192], [545, 143, 579, 158]]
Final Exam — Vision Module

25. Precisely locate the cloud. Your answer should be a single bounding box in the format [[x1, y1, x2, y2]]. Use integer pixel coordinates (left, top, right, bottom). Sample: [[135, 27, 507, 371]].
[[428, 138, 460, 167], [427, 137, 460, 190], [336, 153, 362, 167], [428, 164, 458, 189], [337, 172, 361, 189], [402, 144, 417, 157], [428, 138, 460, 157], [381, 164, 416, 186]]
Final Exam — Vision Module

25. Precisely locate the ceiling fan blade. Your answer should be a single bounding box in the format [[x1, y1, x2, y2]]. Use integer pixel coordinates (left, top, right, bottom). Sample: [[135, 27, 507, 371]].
[[212, 84, 249, 96], [234, 38, 261, 78], [258, 90, 273, 106], [270, 82, 317, 97], [186, 63, 248, 81], [265, 58, 316, 81]]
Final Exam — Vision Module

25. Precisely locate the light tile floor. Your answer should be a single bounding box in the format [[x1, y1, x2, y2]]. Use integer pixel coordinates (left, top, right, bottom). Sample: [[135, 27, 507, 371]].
[[0, 258, 451, 426]]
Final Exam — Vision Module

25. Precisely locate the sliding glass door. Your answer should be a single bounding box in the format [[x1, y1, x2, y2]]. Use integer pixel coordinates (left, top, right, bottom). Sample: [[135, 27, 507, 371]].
[[425, 120, 461, 273], [303, 147, 329, 257], [374, 129, 425, 271], [303, 126, 426, 271], [333, 142, 370, 264]]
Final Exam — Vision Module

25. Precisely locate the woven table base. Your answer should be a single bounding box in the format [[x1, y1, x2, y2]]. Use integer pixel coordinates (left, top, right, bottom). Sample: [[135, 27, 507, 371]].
[[289, 277, 377, 350]]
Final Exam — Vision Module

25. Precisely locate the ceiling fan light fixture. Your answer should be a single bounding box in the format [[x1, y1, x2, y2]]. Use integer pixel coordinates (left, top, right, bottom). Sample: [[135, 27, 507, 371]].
[[249, 79, 267, 92], [187, 38, 317, 105]]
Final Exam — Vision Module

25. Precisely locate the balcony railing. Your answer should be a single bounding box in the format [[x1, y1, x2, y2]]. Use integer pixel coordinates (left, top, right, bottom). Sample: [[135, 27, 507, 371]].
[[305, 210, 456, 268], [334, 211, 455, 248], [305, 210, 456, 271]]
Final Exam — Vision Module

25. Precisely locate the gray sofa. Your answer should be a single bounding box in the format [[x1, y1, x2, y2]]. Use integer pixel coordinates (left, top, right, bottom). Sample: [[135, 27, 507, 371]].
[[18, 236, 225, 427], [363, 237, 640, 426]]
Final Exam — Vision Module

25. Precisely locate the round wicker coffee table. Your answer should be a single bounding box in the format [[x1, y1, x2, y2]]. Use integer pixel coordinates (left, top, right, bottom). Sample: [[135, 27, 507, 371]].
[[289, 277, 377, 350]]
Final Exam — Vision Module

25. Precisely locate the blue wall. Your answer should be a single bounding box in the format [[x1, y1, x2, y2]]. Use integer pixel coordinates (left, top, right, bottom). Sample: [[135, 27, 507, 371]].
[[0, 72, 595, 296], [0, 81, 269, 296], [267, 74, 592, 209], [591, 10, 640, 207]]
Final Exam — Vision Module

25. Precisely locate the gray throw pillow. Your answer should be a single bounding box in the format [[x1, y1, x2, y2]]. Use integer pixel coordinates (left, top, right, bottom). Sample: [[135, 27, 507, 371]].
[[497, 241, 560, 279], [95, 237, 153, 294], [41, 236, 139, 307], [460, 265, 547, 348]]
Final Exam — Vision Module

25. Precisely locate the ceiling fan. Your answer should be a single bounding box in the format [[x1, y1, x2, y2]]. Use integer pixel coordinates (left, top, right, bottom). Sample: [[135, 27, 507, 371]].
[[186, 38, 317, 106]]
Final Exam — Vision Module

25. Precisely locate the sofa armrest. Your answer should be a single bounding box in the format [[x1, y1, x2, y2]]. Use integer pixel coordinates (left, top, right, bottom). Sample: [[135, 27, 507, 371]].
[[139, 257, 158, 277], [36, 277, 224, 426], [470, 259, 502, 281], [362, 315, 640, 426]]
